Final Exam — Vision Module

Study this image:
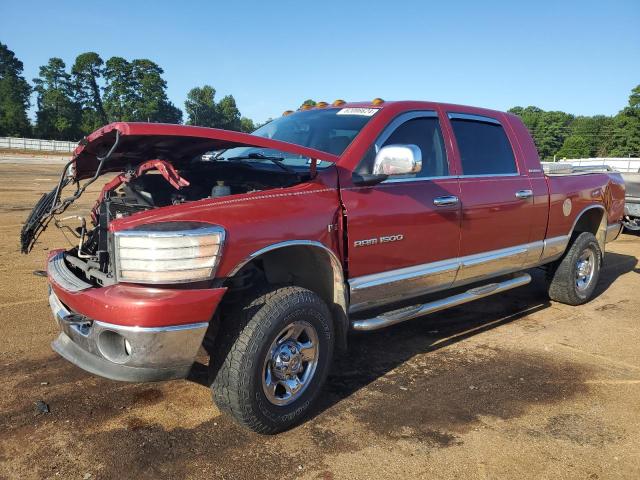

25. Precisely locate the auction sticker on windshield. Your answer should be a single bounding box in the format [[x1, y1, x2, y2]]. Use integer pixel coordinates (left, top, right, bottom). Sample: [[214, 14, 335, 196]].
[[336, 108, 379, 116]]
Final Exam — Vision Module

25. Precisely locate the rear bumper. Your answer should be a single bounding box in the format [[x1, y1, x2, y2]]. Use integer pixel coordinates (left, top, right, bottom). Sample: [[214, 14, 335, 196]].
[[49, 290, 209, 381]]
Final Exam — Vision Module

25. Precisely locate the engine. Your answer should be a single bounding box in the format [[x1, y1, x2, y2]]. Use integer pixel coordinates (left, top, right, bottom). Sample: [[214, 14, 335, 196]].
[[60, 159, 305, 286]]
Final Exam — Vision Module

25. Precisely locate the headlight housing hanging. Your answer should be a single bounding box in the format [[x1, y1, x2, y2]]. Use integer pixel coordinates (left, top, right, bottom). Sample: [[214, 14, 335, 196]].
[[113, 222, 225, 284]]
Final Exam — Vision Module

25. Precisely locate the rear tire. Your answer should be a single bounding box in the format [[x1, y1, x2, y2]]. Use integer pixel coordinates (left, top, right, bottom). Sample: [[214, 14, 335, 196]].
[[210, 286, 334, 434], [547, 232, 602, 305]]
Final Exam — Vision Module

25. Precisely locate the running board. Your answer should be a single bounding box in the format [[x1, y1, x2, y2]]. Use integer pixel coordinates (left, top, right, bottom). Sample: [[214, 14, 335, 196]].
[[350, 273, 532, 332]]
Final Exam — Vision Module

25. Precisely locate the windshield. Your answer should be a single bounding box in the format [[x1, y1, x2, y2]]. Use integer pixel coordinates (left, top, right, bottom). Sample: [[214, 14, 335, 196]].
[[214, 107, 377, 169]]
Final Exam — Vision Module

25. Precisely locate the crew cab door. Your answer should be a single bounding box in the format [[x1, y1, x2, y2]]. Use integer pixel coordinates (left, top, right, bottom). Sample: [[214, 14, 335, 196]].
[[341, 111, 461, 312], [446, 112, 539, 285]]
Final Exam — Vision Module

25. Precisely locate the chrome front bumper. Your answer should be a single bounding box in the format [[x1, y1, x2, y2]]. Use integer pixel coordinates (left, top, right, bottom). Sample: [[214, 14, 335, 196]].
[[49, 290, 208, 382]]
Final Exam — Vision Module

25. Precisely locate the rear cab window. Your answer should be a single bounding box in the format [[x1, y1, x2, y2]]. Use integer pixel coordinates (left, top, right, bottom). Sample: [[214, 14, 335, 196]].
[[448, 113, 518, 176]]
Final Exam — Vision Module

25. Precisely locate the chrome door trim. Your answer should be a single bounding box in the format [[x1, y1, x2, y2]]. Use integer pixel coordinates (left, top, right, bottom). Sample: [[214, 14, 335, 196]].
[[460, 245, 528, 267], [540, 235, 570, 263], [457, 173, 521, 178], [350, 258, 460, 292], [454, 242, 536, 285], [381, 173, 523, 184], [349, 240, 546, 313], [382, 175, 459, 184], [349, 259, 459, 313]]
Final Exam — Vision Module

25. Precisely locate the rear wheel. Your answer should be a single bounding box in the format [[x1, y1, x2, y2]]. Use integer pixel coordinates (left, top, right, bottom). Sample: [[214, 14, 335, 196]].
[[547, 232, 602, 305], [210, 286, 334, 434]]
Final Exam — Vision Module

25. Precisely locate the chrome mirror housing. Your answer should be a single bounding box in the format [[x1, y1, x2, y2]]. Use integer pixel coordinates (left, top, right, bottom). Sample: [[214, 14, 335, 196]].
[[372, 144, 422, 176]]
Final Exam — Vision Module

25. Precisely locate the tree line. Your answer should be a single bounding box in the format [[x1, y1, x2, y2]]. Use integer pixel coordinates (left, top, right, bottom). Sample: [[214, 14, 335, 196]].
[[509, 85, 639, 159], [0, 42, 256, 141], [1, 41, 638, 159]]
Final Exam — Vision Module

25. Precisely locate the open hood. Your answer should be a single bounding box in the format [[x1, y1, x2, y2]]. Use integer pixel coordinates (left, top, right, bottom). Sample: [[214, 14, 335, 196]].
[[20, 122, 339, 254], [72, 122, 339, 180]]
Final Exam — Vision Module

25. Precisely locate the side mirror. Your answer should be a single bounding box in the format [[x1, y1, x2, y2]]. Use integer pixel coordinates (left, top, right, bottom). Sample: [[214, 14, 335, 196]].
[[373, 144, 422, 176]]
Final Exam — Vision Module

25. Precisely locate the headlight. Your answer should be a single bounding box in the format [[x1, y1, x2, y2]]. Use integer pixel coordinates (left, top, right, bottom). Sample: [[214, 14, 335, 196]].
[[113, 222, 225, 284]]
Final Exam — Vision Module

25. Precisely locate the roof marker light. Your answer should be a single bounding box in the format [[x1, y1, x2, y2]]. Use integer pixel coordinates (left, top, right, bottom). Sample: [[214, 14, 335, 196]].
[[316, 101, 328, 108], [332, 99, 346, 106], [299, 104, 313, 111], [372, 98, 385, 106], [282, 110, 294, 116]]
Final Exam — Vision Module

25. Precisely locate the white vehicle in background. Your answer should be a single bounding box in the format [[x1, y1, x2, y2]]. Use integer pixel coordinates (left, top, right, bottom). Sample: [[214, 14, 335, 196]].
[[553, 158, 640, 231]]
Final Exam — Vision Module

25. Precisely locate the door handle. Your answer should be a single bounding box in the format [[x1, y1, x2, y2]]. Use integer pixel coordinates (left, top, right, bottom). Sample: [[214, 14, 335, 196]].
[[433, 195, 459, 207], [515, 190, 533, 200]]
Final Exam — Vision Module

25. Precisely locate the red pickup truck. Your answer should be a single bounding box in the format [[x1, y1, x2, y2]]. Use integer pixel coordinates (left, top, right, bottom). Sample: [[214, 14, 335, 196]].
[[22, 100, 625, 433]]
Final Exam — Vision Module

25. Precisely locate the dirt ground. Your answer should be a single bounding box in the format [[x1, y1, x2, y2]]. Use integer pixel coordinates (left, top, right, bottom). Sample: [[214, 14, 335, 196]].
[[0, 162, 639, 480]]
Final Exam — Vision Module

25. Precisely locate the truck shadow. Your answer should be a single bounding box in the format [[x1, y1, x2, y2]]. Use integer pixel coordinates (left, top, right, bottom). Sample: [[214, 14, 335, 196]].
[[593, 249, 639, 296], [313, 250, 637, 420], [188, 250, 637, 422]]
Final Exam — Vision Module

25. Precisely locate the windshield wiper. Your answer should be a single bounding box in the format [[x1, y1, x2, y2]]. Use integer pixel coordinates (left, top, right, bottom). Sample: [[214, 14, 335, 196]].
[[227, 152, 299, 176]]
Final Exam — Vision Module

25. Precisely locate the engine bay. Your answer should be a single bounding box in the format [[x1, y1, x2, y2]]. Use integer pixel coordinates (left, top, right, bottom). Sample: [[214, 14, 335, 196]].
[[110, 159, 305, 210], [24, 157, 311, 287]]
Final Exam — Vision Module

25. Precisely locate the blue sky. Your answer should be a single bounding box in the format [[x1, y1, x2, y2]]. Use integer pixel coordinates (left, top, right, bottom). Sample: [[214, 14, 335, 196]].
[[2, 0, 639, 123]]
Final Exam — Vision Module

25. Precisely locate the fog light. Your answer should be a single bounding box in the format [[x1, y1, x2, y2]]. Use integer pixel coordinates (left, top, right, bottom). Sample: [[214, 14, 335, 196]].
[[97, 330, 132, 364]]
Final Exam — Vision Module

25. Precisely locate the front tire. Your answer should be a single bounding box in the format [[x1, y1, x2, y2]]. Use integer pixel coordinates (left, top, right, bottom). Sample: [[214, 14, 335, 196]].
[[547, 232, 602, 305], [211, 286, 334, 434]]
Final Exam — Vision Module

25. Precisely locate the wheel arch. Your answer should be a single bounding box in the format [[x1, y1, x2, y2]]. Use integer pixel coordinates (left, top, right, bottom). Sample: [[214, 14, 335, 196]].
[[225, 241, 349, 349], [570, 204, 607, 253]]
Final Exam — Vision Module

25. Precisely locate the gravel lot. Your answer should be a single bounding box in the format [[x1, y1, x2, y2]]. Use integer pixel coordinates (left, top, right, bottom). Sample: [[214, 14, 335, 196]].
[[0, 162, 639, 480]]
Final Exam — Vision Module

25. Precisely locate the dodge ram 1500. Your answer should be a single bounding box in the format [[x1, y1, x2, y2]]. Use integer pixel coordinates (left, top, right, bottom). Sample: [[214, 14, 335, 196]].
[[22, 99, 625, 433]]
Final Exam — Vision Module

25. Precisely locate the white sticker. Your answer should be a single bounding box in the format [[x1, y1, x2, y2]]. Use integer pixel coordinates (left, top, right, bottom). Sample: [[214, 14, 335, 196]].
[[336, 108, 379, 116]]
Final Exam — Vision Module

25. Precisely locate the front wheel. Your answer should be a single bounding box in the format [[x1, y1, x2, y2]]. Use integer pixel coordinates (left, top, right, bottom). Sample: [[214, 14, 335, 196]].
[[547, 232, 602, 305], [210, 286, 334, 434]]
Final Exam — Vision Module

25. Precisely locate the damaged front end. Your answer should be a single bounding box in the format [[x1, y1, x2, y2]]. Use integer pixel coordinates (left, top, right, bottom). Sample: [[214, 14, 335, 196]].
[[21, 122, 337, 289], [20, 129, 121, 256], [22, 122, 337, 382]]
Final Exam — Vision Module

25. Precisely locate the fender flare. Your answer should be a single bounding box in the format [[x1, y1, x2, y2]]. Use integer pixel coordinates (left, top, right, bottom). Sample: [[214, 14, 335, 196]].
[[227, 240, 349, 348], [569, 204, 607, 253]]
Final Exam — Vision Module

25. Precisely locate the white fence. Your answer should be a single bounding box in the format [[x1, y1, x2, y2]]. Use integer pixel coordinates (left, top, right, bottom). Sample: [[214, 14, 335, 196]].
[[0, 137, 78, 153], [557, 158, 640, 173]]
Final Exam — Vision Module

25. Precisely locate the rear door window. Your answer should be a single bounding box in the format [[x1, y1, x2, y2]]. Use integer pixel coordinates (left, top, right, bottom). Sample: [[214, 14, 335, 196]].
[[449, 115, 517, 175]]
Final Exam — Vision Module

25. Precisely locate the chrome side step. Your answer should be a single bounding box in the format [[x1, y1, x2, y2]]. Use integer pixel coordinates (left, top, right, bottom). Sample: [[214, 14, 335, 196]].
[[350, 273, 532, 332]]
